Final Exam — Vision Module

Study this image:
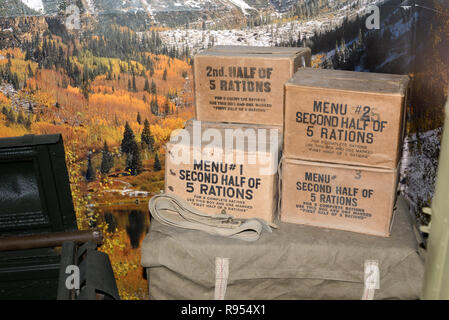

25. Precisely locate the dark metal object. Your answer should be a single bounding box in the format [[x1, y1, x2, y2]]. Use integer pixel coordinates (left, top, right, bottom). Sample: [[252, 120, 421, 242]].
[[0, 134, 119, 300], [57, 241, 120, 300], [0, 230, 102, 252], [0, 134, 77, 236]]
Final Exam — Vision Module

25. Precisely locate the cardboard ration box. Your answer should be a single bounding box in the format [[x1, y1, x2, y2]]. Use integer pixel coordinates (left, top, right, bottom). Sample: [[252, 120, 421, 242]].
[[194, 46, 311, 126], [284, 68, 410, 169], [164, 119, 283, 222], [280, 158, 399, 237]]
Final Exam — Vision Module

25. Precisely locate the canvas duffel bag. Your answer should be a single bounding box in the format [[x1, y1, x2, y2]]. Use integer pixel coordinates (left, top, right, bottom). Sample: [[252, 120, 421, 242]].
[[141, 195, 424, 300]]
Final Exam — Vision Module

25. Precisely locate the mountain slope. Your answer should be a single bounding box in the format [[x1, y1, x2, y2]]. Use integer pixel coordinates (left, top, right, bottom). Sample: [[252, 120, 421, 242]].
[[0, 0, 287, 17]]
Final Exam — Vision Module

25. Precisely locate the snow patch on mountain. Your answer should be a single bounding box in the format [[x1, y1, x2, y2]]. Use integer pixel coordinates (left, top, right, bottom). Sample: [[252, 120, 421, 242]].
[[85, 0, 96, 14], [141, 0, 154, 14], [159, 0, 384, 54], [145, 0, 214, 12], [21, 0, 44, 13], [228, 0, 253, 15], [183, 0, 205, 9]]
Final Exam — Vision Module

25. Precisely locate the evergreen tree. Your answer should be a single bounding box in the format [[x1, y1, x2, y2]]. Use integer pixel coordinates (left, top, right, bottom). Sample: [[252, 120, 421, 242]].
[[126, 141, 143, 176], [357, 28, 363, 46], [162, 68, 167, 81], [81, 82, 90, 101], [151, 80, 157, 94], [100, 141, 114, 175], [11, 73, 19, 90], [121, 122, 135, 154], [137, 112, 141, 125], [85, 153, 95, 182], [25, 116, 32, 130], [164, 96, 170, 115], [17, 110, 25, 125], [128, 79, 132, 91], [132, 74, 137, 92], [6, 109, 15, 124], [144, 77, 150, 92], [27, 63, 33, 77], [141, 119, 154, 151], [153, 153, 161, 171], [150, 96, 159, 115]]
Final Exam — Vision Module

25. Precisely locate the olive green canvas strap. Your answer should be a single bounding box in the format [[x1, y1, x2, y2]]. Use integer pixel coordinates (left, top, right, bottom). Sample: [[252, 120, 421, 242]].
[[148, 193, 275, 242]]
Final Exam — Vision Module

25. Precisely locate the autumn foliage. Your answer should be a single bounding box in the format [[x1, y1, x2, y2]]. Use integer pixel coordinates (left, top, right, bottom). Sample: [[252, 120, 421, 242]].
[[0, 29, 195, 300]]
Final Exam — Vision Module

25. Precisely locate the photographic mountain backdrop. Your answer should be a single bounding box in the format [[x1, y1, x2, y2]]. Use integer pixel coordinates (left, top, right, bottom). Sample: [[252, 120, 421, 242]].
[[0, 0, 447, 299]]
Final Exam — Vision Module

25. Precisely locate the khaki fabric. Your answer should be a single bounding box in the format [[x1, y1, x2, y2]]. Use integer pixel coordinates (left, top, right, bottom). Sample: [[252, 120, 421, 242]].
[[141, 196, 424, 300], [148, 193, 274, 242]]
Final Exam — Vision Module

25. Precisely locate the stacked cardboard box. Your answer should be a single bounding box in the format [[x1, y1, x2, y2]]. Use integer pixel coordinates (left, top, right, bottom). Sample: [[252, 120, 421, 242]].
[[280, 68, 410, 237], [144, 48, 425, 302], [165, 120, 282, 222], [164, 46, 310, 222], [194, 46, 311, 126]]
